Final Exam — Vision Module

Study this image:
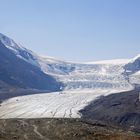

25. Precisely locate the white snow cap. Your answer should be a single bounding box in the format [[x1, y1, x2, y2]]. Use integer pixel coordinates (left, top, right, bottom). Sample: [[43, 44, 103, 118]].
[[0, 33, 39, 66], [132, 54, 140, 61], [0, 33, 20, 49]]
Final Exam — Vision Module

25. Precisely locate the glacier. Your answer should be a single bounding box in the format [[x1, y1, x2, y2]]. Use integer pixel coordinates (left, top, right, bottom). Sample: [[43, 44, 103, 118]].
[[0, 33, 140, 118]]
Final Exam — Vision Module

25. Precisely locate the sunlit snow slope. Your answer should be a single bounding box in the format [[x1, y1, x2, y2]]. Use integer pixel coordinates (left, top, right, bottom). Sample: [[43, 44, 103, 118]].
[[36, 57, 135, 91], [0, 89, 129, 119]]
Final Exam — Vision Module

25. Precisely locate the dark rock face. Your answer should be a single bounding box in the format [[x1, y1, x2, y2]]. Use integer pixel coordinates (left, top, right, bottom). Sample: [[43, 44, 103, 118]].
[[80, 90, 140, 133], [0, 41, 62, 94]]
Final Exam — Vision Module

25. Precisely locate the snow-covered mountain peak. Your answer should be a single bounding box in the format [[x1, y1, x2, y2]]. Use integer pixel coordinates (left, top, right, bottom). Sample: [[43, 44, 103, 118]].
[[132, 54, 140, 62], [0, 33, 21, 51], [0, 33, 39, 67], [124, 54, 140, 73]]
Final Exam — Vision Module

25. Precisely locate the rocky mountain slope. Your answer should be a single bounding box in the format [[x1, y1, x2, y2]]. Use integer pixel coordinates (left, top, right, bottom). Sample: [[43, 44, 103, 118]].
[[80, 89, 140, 133], [0, 118, 139, 140]]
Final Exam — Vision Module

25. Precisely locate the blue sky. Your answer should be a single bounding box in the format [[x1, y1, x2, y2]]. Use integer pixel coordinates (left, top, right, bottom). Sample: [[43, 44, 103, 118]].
[[0, 0, 140, 62]]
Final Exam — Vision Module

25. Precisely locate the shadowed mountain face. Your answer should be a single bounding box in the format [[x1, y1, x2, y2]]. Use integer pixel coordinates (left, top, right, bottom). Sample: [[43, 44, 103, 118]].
[[0, 39, 62, 96], [80, 89, 140, 133]]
